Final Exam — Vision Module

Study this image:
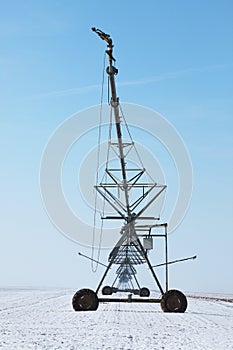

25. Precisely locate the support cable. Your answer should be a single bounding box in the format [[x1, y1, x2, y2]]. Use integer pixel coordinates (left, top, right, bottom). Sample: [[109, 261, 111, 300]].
[[106, 106, 113, 169], [119, 103, 157, 184], [91, 52, 106, 272], [119, 103, 145, 170]]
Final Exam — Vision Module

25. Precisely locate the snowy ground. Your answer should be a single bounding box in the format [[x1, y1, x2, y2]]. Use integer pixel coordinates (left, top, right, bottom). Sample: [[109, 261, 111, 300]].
[[0, 288, 232, 350]]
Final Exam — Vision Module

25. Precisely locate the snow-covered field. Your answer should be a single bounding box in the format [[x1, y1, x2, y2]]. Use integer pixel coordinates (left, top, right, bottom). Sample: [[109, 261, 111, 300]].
[[0, 288, 232, 350]]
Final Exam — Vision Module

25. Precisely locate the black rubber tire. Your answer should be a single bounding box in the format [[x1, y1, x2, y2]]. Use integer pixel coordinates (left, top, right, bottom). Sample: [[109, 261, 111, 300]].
[[102, 286, 113, 295], [139, 287, 150, 297], [72, 289, 99, 311], [161, 289, 187, 313]]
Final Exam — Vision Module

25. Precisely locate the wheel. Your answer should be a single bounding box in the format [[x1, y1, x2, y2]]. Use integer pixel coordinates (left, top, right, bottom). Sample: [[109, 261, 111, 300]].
[[102, 286, 113, 295], [161, 289, 187, 313], [139, 287, 150, 297], [72, 289, 99, 311]]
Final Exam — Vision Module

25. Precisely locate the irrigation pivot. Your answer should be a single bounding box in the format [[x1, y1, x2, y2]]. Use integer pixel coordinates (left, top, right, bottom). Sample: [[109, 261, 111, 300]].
[[72, 28, 194, 312]]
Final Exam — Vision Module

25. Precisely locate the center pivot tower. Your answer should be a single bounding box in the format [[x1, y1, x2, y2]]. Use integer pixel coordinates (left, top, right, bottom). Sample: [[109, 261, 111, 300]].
[[72, 28, 189, 313]]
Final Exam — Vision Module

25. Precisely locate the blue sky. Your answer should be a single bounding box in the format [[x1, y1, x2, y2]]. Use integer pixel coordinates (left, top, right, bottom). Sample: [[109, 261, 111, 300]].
[[0, 0, 233, 293]]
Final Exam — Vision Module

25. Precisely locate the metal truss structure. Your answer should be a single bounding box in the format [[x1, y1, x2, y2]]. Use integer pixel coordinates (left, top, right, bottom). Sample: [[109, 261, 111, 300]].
[[72, 28, 194, 313]]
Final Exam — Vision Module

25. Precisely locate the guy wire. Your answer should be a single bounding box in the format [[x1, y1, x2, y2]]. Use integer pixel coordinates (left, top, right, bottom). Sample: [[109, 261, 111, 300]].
[[91, 52, 106, 272]]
